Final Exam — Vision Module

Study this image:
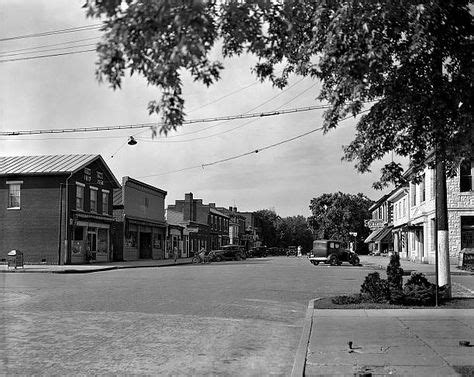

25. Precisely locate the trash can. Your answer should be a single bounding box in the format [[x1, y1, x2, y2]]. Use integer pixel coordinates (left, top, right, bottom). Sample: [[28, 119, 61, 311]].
[[7, 250, 24, 269]]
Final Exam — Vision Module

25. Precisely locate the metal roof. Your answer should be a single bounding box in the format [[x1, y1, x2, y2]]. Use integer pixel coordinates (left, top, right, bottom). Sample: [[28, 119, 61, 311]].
[[0, 154, 98, 175]]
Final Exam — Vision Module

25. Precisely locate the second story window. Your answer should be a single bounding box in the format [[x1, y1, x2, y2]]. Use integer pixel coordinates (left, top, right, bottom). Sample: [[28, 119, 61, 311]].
[[90, 187, 98, 212], [102, 190, 109, 214], [76, 184, 84, 210], [411, 183, 417, 206], [7, 182, 21, 209], [420, 174, 426, 203], [460, 160, 473, 192]]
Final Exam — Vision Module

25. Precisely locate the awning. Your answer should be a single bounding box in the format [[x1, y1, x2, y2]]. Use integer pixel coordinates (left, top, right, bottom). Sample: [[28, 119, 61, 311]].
[[364, 228, 384, 243], [373, 226, 393, 243]]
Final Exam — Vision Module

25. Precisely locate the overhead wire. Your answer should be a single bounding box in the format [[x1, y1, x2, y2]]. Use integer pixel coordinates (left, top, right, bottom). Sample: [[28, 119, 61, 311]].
[[0, 37, 100, 55], [0, 48, 97, 63], [136, 109, 373, 178], [0, 43, 98, 58], [0, 24, 102, 42]]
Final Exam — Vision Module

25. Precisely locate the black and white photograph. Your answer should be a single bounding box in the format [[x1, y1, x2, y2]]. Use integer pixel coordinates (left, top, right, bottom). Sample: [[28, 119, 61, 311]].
[[1, 1, 473, 375]]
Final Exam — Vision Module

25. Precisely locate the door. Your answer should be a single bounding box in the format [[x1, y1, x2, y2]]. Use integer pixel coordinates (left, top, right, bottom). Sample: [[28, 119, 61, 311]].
[[139, 232, 152, 259], [87, 230, 97, 260]]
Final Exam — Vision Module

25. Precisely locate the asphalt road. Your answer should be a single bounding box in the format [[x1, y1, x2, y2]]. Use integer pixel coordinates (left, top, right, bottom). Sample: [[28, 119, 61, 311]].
[[1, 256, 472, 375]]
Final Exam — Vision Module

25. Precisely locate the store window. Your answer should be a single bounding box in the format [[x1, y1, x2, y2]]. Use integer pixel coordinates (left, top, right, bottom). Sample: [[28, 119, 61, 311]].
[[102, 190, 109, 214], [7, 182, 21, 209], [461, 216, 474, 249], [125, 230, 138, 247], [97, 228, 108, 253], [460, 160, 473, 192], [90, 187, 98, 212], [76, 184, 84, 210], [153, 233, 162, 249]]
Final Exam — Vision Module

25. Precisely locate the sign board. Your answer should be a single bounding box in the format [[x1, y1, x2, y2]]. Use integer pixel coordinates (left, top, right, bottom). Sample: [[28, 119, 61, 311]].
[[365, 219, 384, 230], [459, 248, 474, 268]]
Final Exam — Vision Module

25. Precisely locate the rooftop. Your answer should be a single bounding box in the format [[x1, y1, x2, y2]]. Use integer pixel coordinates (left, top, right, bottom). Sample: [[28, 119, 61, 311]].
[[0, 154, 98, 175]]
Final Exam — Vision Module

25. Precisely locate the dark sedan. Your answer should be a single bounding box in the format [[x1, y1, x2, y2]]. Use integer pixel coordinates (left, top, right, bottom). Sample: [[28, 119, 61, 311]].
[[209, 245, 245, 262]]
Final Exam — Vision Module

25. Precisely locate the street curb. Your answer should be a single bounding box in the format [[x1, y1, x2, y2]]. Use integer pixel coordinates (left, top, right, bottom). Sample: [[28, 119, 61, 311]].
[[0, 260, 193, 274], [291, 298, 320, 377]]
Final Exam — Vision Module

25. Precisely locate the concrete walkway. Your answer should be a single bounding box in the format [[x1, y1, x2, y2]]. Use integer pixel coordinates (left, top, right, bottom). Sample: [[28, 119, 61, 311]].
[[0, 257, 194, 273], [304, 307, 474, 376]]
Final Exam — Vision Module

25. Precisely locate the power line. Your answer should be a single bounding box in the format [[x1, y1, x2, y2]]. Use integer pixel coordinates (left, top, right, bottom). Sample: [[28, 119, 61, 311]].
[[0, 24, 101, 42], [0, 37, 100, 55], [1, 105, 332, 136], [0, 43, 97, 58], [0, 48, 96, 63], [136, 109, 372, 178]]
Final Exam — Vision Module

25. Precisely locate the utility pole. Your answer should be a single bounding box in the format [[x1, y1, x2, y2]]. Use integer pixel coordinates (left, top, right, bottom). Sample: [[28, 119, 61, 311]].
[[435, 159, 451, 297]]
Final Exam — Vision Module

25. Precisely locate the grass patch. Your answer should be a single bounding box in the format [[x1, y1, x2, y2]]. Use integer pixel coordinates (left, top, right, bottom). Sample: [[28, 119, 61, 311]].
[[314, 296, 474, 309]]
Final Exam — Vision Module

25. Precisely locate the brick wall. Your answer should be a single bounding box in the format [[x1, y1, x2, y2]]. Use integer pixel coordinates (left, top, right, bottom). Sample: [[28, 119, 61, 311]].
[[0, 175, 66, 264]]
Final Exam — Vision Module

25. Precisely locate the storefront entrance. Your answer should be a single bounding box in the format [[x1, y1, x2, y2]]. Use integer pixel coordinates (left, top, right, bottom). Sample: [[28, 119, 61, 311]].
[[139, 232, 152, 259]]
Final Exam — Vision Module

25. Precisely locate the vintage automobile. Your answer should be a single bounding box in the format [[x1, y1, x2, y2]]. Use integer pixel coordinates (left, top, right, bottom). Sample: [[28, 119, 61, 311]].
[[209, 245, 245, 262], [286, 246, 298, 257], [248, 246, 267, 258], [308, 239, 360, 266]]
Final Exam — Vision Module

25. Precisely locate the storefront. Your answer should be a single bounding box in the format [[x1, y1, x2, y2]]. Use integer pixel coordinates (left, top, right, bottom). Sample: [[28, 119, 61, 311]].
[[71, 214, 112, 263]]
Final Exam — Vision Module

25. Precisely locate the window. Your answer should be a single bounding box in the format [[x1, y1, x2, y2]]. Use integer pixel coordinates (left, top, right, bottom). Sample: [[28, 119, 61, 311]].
[[420, 174, 425, 202], [102, 190, 109, 214], [460, 160, 473, 192], [144, 197, 149, 207], [430, 169, 435, 199], [90, 187, 98, 212], [403, 198, 406, 217], [76, 184, 84, 210], [411, 183, 417, 206], [7, 182, 21, 208]]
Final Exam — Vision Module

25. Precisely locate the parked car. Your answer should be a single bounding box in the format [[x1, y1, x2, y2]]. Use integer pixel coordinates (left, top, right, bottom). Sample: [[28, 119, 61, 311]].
[[286, 246, 297, 257], [308, 239, 360, 266], [249, 246, 267, 258], [209, 245, 245, 262]]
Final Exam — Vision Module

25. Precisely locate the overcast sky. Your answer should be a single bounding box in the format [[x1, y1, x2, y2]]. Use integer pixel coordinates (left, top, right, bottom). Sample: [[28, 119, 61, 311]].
[[0, 0, 391, 217]]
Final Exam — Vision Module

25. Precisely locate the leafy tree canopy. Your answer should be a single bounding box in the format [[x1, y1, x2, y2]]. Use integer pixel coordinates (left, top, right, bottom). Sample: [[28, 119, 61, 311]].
[[84, 0, 473, 187], [253, 209, 280, 247], [276, 215, 313, 251], [309, 192, 373, 248]]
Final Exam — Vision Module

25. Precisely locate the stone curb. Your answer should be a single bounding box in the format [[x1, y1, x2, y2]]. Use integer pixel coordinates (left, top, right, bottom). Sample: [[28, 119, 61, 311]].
[[0, 260, 193, 274], [291, 298, 320, 377]]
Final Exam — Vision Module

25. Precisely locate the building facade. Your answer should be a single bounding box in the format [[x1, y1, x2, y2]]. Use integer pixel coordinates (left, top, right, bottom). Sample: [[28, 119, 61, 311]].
[[112, 177, 167, 261], [1, 154, 120, 264], [364, 194, 394, 254]]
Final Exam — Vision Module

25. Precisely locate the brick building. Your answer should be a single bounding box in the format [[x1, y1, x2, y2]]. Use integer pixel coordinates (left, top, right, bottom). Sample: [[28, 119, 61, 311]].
[[112, 177, 167, 261], [0, 154, 120, 264], [167, 193, 229, 255]]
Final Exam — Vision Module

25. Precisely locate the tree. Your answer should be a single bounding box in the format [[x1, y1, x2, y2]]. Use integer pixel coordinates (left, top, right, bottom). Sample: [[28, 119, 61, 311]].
[[84, 0, 472, 181], [253, 209, 279, 247], [276, 215, 313, 252], [309, 192, 373, 251]]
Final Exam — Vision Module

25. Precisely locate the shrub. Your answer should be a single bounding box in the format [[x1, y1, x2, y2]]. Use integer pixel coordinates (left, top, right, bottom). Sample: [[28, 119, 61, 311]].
[[403, 272, 448, 306], [332, 294, 364, 305], [387, 253, 404, 304], [360, 272, 390, 303]]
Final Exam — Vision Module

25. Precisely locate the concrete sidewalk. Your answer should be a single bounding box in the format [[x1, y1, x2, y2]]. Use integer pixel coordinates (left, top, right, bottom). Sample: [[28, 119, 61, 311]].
[[360, 254, 473, 276], [0, 257, 194, 273], [304, 307, 474, 376]]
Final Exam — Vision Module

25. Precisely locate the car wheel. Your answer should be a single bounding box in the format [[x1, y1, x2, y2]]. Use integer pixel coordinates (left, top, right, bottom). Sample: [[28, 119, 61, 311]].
[[311, 261, 319, 266], [192, 257, 200, 264], [352, 256, 360, 266], [329, 255, 338, 266], [215, 256, 222, 262]]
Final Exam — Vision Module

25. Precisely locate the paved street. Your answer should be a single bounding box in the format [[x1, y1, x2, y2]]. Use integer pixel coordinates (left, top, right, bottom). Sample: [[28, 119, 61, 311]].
[[1, 256, 472, 375]]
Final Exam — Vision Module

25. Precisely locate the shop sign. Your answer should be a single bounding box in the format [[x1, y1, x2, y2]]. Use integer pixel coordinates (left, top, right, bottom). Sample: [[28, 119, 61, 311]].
[[365, 219, 384, 230]]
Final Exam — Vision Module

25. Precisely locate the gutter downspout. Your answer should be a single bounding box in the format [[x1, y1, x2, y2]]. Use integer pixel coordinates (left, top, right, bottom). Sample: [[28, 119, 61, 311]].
[[64, 172, 73, 265]]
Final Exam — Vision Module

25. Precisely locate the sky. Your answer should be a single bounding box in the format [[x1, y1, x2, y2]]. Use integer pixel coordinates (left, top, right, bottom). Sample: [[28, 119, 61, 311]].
[[0, 0, 391, 218]]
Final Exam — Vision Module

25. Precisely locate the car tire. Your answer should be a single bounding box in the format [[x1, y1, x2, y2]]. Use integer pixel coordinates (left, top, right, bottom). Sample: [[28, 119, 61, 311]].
[[352, 256, 360, 266], [192, 257, 200, 264], [329, 255, 338, 266], [311, 261, 319, 266], [215, 256, 222, 262]]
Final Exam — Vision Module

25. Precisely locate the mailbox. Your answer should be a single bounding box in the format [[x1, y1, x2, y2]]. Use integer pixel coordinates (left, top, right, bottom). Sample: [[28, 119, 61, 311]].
[[7, 250, 24, 269]]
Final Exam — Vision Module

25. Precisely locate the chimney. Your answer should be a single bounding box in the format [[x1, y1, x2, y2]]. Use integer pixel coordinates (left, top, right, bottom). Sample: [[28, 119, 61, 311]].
[[229, 206, 233, 211], [233, 207, 237, 212], [184, 193, 193, 221]]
